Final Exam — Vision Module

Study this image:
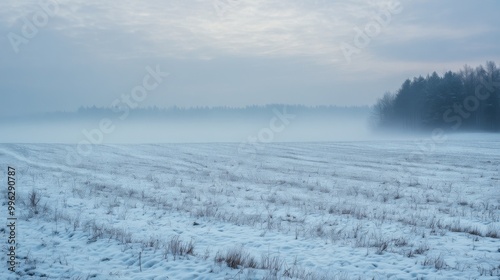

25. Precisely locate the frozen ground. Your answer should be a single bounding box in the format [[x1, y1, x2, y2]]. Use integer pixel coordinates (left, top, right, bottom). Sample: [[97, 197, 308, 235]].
[[1, 140, 499, 279]]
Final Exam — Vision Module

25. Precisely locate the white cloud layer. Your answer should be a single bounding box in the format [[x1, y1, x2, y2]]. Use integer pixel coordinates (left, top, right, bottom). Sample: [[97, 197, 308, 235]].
[[0, 0, 499, 116]]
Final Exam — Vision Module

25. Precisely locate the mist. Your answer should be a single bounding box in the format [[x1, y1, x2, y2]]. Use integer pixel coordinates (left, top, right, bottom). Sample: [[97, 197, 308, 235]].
[[0, 106, 371, 144]]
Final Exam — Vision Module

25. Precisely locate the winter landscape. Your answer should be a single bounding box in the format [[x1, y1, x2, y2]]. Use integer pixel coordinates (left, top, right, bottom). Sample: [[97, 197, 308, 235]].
[[2, 0, 500, 279], [1, 137, 499, 279]]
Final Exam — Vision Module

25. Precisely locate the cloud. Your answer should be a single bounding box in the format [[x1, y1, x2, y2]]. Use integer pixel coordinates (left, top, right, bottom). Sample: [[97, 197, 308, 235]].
[[1, 1, 402, 61], [2, 0, 498, 69], [1, 0, 499, 117]]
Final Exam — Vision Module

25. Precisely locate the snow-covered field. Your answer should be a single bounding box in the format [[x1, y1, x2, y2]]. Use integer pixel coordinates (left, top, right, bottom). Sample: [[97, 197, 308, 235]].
[[1, 140, 499, 279]]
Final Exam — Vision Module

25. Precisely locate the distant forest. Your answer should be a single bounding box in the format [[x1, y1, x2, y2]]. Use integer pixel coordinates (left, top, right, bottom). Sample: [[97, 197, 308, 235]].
[[373, 61, 500, 132], [20, 104, 369, 122]]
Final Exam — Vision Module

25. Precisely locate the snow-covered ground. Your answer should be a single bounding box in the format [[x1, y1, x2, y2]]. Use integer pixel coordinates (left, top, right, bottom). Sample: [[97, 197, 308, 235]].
[[1, 140, 499, 279]]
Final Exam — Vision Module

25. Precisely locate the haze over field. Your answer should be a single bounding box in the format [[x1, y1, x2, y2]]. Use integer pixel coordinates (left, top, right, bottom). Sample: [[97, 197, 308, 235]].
[[0, 106, 371, 143]]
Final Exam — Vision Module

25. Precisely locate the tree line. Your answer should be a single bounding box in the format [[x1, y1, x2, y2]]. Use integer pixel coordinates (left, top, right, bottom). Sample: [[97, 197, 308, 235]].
[[15, 104, 369, 122], [373, 61, 500, 132]]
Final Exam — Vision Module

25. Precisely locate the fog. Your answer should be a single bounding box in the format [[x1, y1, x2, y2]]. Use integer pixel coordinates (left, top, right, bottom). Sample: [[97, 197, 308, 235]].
[[0, 109, 371, 144], [4, 104, 498, 145]]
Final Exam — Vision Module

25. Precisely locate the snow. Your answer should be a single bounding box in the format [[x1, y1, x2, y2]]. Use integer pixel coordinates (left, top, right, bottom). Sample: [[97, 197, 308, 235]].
[[1, 140, 499, 279]]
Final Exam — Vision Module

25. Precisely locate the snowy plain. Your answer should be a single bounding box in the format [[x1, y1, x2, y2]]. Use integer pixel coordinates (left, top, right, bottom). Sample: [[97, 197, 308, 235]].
[[1, 139, 499, 279]]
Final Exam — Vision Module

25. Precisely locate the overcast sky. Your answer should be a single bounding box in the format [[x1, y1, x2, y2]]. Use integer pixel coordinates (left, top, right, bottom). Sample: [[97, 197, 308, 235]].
[[1, 0, 499, 117]]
